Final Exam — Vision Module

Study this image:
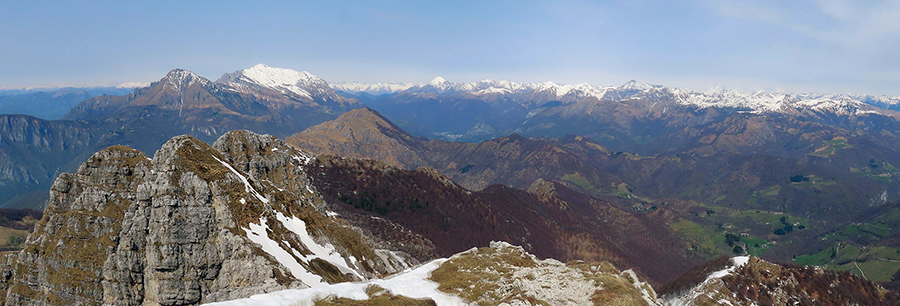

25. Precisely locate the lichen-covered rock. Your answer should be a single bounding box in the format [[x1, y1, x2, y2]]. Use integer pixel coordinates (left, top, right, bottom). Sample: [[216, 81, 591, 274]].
[[430, 241, 662, 306], [0, 252, 16, 305], [3, 131, 422, 305], [7, 145, 153, 305]]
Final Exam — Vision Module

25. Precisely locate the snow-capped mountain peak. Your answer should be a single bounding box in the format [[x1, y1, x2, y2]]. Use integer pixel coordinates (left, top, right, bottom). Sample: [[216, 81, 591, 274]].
[[240, 64, 320, 85], [218, 64, 337, 101], [428, 76, 448, 86], [331, 82, 415, 95], [424, 76, 453, 92], [160, 68, 210, 93], [332, 77, 896, 117], [620, 80, 656, 91]]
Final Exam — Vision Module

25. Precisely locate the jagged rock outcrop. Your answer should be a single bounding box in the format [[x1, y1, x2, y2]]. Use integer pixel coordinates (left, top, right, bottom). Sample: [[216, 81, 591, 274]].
[[2, 131, 422, 305], [0, 252, 15, 305], [661, 256, 899, 305], [430, 241, 662, 306], [211, 130, 432, 271]]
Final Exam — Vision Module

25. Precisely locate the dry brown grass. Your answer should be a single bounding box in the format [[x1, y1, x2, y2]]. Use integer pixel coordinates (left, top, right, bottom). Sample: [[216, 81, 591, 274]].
[[0, 225, 31, 251], [430, 246, 539, 303], [314, 285, 437, 306]]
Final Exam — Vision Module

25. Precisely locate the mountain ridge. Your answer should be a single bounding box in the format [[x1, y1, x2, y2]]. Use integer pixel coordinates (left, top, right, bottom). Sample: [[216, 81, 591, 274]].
[[337, 77, 900, 115], [287, 108, 895, 221]]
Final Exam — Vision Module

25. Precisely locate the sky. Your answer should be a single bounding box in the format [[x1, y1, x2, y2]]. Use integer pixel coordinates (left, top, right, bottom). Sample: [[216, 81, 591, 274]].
[[2, 0, 900, 95]]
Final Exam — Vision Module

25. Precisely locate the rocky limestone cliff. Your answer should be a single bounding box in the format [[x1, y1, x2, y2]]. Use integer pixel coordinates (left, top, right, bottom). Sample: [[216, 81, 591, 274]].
[[0, 252, 15, 305], [210, 130, 432, 270], [2, 131, 422, 305]]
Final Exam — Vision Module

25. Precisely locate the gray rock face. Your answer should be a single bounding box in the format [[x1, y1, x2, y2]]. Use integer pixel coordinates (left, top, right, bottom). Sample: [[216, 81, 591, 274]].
[[212, 131, 429, 276], [3, 131, 422, 305], [0, 252, 16, 305]]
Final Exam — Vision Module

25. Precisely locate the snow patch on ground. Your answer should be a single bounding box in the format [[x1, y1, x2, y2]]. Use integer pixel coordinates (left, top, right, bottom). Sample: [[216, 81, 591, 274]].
[[292, 153, 312, 165], [664, 256, 751, 306], [241, 208, 369, 289], [732, 256, 749, 268], [244, 218, 323, 286], [274, 212, 361, 278], [708, 256, 749, 279], [202, 259, 465, 306]]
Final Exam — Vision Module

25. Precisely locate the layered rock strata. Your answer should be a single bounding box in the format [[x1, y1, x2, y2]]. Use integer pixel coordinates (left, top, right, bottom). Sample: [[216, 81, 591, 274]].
[[3, 131, 419, 305]]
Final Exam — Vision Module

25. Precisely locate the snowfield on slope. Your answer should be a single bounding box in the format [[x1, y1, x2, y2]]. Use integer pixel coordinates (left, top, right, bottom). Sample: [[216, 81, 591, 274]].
[[202, 259, 465, 306], [664, 256, 751, 306]]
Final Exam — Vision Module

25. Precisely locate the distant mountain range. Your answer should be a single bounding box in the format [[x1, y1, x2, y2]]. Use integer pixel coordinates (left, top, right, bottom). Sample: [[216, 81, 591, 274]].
[[0, 85, 141, 97], [340, 77, 900, 145], [64, 64, 361, 139], [331, 81, 415, 95], [0, 86, 139, 120], [6, 64, 900, 211], [337, 77, 900, 113]]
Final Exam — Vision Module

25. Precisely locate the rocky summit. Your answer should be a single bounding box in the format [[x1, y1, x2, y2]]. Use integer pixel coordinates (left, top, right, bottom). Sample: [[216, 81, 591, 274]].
[[0, 131, 418, 305]]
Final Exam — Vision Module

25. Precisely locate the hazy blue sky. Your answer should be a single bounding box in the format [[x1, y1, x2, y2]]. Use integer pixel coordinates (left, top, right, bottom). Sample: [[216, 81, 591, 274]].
[[2, 1, 900, 94]]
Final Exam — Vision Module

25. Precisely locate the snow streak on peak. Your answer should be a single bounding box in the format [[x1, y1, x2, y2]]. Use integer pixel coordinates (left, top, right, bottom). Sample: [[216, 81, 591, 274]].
[[165, 68, 204, 81], [161, 68, 209, 93]]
